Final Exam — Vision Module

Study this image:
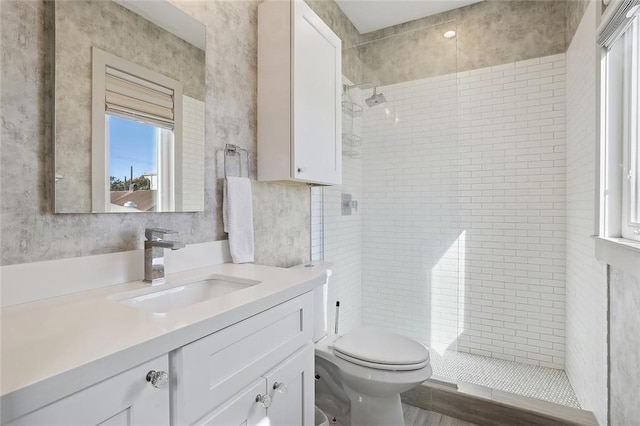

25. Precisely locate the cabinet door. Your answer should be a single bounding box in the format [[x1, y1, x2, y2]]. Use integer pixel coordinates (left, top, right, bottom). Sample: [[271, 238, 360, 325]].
[[264, 344, 314, 426], [6, 356, 169, 426], [197, 379, 267, 426], [172, 293, 313, 425], [292, 0, 342, 185]]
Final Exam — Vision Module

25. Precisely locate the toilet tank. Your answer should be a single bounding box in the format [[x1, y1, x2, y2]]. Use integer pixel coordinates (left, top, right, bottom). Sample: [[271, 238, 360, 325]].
[[292, 263, 331, 343], [313, 270, 330, 342]]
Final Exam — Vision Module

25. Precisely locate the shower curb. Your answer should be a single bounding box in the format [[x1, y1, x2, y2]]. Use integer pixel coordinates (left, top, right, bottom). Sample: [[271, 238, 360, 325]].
[[401, 380, 599, 426]]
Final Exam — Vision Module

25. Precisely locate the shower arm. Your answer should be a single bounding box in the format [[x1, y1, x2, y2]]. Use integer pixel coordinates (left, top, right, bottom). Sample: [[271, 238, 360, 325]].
[[343, 82, 376, 94]]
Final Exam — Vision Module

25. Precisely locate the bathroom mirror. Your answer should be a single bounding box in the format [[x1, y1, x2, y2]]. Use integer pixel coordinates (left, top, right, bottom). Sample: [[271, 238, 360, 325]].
[[54, 0, 206, 213]]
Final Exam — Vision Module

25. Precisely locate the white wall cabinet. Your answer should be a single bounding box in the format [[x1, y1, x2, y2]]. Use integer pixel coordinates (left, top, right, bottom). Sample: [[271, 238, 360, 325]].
[[6, 356, 170, 426], [257, 0, 342, 186]]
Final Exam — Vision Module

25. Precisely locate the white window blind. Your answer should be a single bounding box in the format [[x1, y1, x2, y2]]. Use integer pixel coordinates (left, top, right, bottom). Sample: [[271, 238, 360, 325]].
[[105, 67, 175, 129], [598, 0, 640, 47]]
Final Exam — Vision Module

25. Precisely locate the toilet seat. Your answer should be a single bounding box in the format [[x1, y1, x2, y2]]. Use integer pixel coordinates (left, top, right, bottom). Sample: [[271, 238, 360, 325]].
[[334, 351, 430, 371], [333, 328, 430, 371]]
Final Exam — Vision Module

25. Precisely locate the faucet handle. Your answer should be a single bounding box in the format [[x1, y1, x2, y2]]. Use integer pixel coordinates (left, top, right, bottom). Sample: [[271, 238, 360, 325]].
[[145, 228, 179, 241]]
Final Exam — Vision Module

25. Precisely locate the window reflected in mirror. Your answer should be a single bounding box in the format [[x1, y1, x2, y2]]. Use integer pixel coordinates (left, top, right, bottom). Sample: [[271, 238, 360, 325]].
[[107, 115, 176, 212]]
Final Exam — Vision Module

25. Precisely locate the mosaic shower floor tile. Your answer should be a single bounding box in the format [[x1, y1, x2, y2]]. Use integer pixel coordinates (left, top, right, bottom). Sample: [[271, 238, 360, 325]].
[[429, 350, 580, 408]]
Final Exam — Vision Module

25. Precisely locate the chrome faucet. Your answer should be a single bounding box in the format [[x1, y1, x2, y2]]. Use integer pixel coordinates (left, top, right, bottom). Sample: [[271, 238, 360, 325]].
[[144, 228, 185, 285]]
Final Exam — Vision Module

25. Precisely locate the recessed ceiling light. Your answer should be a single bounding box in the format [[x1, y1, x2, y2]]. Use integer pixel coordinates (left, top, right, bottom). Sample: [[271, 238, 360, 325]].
[[443, 30, 456, 38], [626, 5, 640, 18]]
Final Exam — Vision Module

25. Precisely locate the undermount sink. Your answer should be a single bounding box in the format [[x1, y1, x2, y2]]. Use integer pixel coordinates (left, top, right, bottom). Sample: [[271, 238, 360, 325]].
[[114, 275, 260, 313]]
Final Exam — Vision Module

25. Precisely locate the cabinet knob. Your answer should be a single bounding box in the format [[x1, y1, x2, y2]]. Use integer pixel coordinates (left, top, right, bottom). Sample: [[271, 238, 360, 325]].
[[273, 381, 288, 394], [255, 393, 272, 408], [146, 370, 168, 388], [297, 167, 302, 173]]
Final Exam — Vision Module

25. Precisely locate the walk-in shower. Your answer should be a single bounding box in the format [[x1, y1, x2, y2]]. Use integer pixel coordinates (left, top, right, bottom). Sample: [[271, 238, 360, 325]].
[[312, 14, 580, 411]]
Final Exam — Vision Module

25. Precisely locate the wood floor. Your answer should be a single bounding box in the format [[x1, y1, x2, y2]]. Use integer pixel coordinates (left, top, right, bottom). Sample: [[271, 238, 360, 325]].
[[403, 404, 479, 426]]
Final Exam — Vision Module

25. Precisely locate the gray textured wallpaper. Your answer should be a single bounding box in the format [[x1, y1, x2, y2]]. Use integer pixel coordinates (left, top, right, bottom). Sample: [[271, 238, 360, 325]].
[[0, 0, 309, 267], [609, 267, 640, 425], [566, 0, 590, 48], [354, 0, 567, 86]]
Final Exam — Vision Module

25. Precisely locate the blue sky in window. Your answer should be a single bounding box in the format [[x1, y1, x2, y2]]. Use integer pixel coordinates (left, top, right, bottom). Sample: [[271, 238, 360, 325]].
[[108, 115, 157, 181]]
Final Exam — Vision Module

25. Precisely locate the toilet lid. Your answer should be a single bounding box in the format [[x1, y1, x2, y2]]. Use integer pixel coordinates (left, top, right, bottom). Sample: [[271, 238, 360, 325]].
[[333, 328, 429, 371]]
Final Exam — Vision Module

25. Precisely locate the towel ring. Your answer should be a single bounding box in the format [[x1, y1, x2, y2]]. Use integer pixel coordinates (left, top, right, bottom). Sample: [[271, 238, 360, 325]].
[[224, 144, 250, 178]]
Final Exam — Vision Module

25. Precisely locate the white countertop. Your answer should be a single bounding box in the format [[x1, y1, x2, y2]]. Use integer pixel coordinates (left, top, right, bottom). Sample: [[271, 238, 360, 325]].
[[0, 262, 329, 421]]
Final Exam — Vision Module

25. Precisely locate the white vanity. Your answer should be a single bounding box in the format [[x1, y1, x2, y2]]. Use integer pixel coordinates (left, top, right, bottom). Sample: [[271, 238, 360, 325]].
[[0, 256, 327, 426]]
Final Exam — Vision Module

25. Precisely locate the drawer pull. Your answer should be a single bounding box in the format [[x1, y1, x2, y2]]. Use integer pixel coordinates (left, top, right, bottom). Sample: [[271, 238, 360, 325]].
[[273, 381, 288, 394], [255, 393, 272, 408], [146, 370, 169, 388]]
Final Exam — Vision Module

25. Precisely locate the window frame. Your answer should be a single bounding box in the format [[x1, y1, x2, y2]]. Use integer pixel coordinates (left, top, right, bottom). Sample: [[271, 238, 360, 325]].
[[600, 11, 640, 242], [621, 18, 640, 238]]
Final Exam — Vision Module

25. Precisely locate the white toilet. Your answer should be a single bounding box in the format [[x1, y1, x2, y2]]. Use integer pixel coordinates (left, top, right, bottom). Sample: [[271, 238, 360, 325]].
[[313, 282, 432, 426]]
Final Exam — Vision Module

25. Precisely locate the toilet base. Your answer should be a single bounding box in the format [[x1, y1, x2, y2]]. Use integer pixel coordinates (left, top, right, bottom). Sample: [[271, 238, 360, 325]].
[[344, 387, 405, 426]]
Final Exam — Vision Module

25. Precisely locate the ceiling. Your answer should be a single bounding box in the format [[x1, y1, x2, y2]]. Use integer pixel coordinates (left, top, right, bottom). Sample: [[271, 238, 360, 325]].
[[335, 0, 483, 34]]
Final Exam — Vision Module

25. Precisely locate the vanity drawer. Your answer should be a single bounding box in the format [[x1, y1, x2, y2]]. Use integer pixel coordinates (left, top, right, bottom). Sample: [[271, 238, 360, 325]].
[[172, 292, 313, 425], [6, 355, 170, 426]]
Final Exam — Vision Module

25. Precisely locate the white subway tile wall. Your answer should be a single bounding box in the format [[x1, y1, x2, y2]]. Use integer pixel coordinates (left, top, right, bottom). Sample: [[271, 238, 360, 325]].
[[564, 2, 607, 424], [311, 187, 324, 262], [314, 53, 570, 369], [360, 53, 567, 368], [456, 54, 568, 369], [181, 96, 205, 211], [323, 154, 363, 334], [311, 86, 364, 334], [361, 73, 461, 357]]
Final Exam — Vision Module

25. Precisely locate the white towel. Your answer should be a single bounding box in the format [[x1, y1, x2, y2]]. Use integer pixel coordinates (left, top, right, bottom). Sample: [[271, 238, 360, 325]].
[[223, 177, 255, 264]]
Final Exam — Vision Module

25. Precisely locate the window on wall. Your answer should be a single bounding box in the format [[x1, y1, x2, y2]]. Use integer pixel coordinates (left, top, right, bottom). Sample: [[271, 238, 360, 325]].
[[600, 1, 640, 241]]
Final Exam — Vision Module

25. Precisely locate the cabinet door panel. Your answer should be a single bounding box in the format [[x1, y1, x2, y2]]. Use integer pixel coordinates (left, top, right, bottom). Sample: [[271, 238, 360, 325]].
[[6, 356, 169, 426], [292, 0, 342, 185], [198, 379, 267, 426], [173, 293, 313, 425], [98, 409, 131, 426], [265, 344, 314, 426]]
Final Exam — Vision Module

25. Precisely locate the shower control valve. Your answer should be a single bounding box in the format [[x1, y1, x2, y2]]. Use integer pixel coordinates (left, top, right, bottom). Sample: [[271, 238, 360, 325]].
[[341, 193, 358, 215]]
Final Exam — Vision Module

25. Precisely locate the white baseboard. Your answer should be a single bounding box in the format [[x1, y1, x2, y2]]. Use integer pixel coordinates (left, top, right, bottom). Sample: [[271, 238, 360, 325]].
[[0, 240, 230, 308]]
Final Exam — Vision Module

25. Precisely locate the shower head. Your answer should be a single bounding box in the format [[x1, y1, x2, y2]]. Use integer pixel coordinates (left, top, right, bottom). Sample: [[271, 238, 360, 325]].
[[365, 88, 386, 107], [345, 82, 387, 107]]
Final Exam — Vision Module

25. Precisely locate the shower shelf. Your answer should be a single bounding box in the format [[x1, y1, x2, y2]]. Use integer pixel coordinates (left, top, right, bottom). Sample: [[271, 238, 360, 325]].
[[342, 133, 362, 146], [342, 100, 363, 116], [342, 98, 363, 159], [342, 97, 364, 158], [342, 148, 362, 159]]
